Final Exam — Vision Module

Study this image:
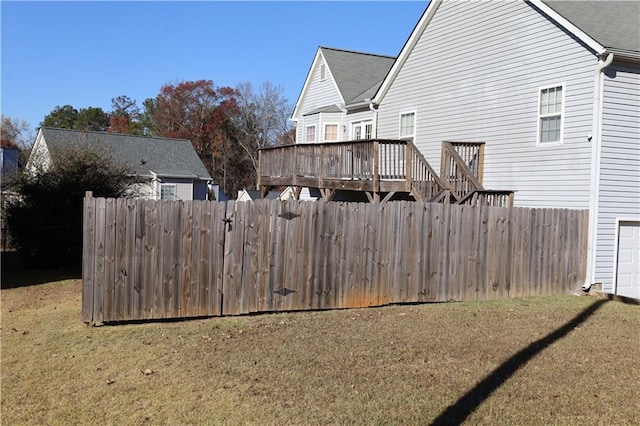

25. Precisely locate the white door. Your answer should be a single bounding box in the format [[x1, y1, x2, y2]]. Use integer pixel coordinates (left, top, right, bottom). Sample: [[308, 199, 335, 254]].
[[615, 221, 640, 299]]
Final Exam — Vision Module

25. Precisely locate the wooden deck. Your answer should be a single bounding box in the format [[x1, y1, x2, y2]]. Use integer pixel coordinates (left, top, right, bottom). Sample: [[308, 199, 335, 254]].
[[258, 139, 514, 206]]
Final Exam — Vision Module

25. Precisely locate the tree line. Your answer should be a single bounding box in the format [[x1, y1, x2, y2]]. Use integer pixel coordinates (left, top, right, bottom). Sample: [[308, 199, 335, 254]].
[[1, 79, 294, 267], [38, 79, 294, 196]]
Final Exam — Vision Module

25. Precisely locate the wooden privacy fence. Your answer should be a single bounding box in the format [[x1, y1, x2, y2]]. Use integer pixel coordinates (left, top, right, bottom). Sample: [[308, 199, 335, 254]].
[[82, 196, 588, 323]]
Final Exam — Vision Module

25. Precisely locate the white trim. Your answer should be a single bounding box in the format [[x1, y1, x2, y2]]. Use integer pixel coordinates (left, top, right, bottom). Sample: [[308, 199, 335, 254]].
[[529, 0, 606, 56], [323, 123, 339, 142], [612, 219, 640, 295], [398, 111, 417, 140], [536, 83, 566, 146]]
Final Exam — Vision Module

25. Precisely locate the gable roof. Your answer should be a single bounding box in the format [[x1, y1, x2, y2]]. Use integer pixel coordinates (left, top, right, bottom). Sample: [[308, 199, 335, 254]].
[[320, 47, 396, 105], [39, 127, 211, 180], [541, 0, 640, 56], [374, 0, 639, 104], [292, 46, 395, 119]]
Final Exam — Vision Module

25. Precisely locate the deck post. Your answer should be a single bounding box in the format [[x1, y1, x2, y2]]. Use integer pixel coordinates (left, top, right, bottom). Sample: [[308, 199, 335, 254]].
[[319, 144, 325, 189], [373, 140, 380, 194], [292, 144, 298, 187], [405, 142, 413, 191], [257, 150, 262, 188]]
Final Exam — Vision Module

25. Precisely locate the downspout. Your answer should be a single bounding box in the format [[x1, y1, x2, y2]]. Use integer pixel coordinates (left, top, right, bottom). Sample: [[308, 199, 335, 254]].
[[583, 52, 613, 291]]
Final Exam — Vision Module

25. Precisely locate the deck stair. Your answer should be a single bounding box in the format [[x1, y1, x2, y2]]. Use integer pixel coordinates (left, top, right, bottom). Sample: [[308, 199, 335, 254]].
[[440, 141, 514, 207]]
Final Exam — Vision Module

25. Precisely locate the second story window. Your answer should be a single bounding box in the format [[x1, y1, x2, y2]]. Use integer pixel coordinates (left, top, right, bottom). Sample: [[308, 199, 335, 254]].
[[320, 63, 327, 81], [324, 124, 338, 142], [538, 84, 564, 144], [399, 112, 415, 140]]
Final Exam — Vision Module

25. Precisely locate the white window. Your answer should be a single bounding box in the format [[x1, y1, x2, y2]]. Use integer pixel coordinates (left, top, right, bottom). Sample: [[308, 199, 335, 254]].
[[537, 84, 564, 144], [320, 63, 326, 81], [324, 124, 338, 142], [160, 184, 177, 200], [306, 125, 316, 143], [399, 112, 415, 139], [352, 121, 373, 140]]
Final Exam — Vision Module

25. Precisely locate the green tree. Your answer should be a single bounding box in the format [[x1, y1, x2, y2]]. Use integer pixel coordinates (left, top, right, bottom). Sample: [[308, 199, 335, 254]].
[[40, 105, 78, 129], [41, 105, 110, 131], [5, 144, 141, 267]]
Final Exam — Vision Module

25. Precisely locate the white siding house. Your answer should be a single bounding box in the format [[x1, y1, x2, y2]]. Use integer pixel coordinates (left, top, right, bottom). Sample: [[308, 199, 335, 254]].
[[282, 0, 639, 296], [27, 128, 213, 201], [369, 0, 639, 295]]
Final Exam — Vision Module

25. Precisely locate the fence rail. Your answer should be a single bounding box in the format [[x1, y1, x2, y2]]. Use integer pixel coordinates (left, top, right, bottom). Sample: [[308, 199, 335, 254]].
[[83, 197, 588, 323]]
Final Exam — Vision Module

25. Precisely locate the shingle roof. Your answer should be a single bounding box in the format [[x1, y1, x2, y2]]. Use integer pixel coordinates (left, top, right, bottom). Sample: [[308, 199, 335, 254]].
[[320, 47, 396, 105], [41, 127, 211, 180], [543, 1, 640, 55], [303, 105, 344, 116]]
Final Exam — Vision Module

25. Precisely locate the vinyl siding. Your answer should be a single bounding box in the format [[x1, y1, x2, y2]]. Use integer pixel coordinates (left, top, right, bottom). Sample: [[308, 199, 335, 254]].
[[295, 55, 344, 143], [597, 63, 640, 292], [376, 0, 597, 208]]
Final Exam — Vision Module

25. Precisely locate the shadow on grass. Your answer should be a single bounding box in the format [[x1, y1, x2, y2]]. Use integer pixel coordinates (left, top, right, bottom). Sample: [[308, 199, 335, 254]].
[[430, 298, 607, 426], [1, 266, 82, 289]]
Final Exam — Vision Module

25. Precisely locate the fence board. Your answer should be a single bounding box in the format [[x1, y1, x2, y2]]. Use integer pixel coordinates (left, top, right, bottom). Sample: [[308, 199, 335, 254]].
[[104, 198, 117, 321], [93, 198, 106, 323], [82, 195, 96, 322], [82, 198, 590, 323]]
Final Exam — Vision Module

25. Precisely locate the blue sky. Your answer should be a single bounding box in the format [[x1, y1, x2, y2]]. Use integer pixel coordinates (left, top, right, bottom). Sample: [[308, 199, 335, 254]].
[[1, 1, 427, 133]]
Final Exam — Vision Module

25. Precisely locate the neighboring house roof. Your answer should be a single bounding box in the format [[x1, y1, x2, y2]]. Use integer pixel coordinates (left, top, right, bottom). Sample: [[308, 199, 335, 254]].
[[37, 127, 211, 180], [542, 0, 640, 56], [320, 47, 396, 105], [374, 0, 640, 104]]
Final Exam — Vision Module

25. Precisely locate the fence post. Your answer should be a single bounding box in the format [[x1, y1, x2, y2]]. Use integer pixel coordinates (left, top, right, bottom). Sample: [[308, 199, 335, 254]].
[[82, 191, 94, 323]]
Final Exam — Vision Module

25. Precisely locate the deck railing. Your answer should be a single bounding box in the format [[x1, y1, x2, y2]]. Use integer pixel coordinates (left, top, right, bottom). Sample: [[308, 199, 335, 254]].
[[258, 140, 513, 206], [259, 140, 448, 200]]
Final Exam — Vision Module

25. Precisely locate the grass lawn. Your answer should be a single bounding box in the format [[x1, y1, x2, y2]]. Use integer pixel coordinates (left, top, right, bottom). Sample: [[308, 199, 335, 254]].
[[1, 272, 639, 425]]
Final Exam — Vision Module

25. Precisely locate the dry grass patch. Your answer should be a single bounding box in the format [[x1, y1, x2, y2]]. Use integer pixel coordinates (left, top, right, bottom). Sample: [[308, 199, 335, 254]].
[[2, 274, 639, 425]]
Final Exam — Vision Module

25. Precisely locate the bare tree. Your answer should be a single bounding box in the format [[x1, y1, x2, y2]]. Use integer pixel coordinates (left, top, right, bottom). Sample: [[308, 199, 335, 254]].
[[1, 115, 34, 149], [232, 81, 293, 173]]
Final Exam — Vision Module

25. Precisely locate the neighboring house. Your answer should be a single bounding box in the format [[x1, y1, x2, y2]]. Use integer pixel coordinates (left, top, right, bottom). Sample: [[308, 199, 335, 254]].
[[27, 127, 213, 201], [266, 1, 639, 297], [291, 47, 395, 144], [237, 187, 320, 202], [369, 0, 639, 297], [237, 189, 280, 202]]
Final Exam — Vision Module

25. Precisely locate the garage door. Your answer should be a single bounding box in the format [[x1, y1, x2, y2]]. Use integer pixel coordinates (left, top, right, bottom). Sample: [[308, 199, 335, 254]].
[[616, 221, 640, 299]]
